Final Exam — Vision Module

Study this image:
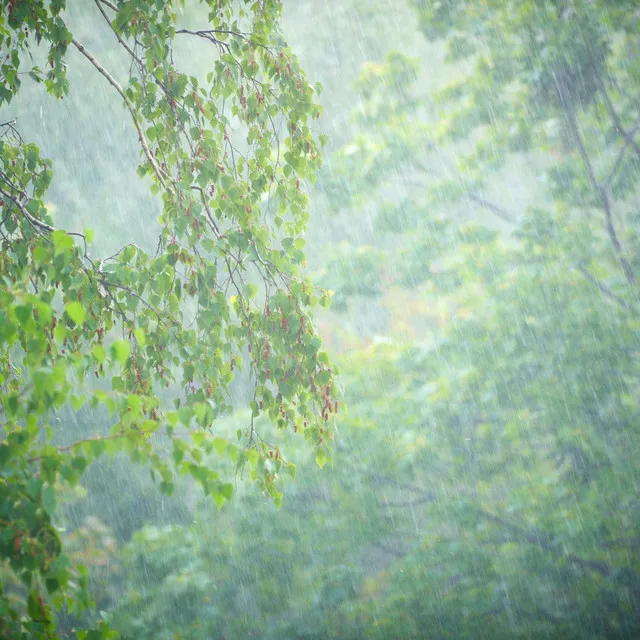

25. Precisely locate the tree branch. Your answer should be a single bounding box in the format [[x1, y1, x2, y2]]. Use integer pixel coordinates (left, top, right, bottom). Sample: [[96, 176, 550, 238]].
[[71, 38, 170, 192], [0, 185, 54, 232], [370, 540, 406, 559], [555, 75, 635, 285], [600, 81, 640, 164], [174, 28, 273, 54], [421, 147, 516, 224], [479, 509, 614, 577], [467, 192, 515, 223], [27, 433, 135, 463], [605, 120, 640, 189], [94, 0, 141, 65], [574, 264, 635, 312], [380, 494, 436, 508], [97, 0, 117, 10]]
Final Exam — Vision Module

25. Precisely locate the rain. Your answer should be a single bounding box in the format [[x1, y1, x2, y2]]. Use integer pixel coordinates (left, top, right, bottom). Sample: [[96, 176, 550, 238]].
[[1, 0, 639, 638]]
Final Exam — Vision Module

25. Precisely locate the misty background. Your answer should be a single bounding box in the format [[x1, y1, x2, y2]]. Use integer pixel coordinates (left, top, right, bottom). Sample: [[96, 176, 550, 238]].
[[3, 0, 640, 638]]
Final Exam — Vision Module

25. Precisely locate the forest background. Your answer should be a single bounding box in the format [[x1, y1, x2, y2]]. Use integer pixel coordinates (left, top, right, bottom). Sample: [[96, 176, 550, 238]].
[[2, 0, 640, 638]]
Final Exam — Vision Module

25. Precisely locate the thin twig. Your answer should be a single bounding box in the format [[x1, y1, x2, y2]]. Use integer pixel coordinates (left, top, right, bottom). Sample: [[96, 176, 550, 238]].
[[605, 121, 640, 189], [27, 433, 135, 462], [421, 147, 516, 224], [175, 28, 273, 54], [467, 192, 515, 223], [381, 494, 436, 508]]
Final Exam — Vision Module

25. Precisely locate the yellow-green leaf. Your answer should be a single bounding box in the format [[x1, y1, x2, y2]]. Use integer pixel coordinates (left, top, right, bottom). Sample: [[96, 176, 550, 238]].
[[65, 301, 85, 326], [110, 339, 131, 366]]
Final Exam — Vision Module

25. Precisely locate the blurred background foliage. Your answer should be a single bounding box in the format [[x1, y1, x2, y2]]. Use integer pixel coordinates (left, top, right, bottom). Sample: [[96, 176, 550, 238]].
[[4, 0, 640, 637]]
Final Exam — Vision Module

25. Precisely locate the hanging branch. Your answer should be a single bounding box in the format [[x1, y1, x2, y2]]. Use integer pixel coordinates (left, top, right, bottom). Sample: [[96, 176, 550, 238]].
[[71, 38, 170, 192]]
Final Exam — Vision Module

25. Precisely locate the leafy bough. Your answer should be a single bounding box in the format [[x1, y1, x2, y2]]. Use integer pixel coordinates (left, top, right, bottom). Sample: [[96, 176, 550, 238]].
[[0, 1, 338, 636]]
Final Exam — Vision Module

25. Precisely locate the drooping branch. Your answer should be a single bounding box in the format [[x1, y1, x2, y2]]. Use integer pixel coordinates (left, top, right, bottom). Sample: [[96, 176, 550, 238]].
[[94, 0, 141, 65], [71, 38, 170, 192], [174, 28, 274, 55], [97, 0, 117, 11]]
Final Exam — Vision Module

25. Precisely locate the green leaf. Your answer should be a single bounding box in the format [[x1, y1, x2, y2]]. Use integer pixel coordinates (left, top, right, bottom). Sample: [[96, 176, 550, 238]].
[[65, 301, 85, 326], [15, 305, 32, 325], [33, 245, 49, 265], [89, 439, 106, 459], [134, 328, 146, 347], [219, 482, 233, 499], [52, 230, 74, 255], [70, 394, 85, 411], [212, 438, 226, 456], [27, 590, 45, 620], [243, 283, 258, 299], [110, 340, 131, 366], [42, 485, 56, 512], [92, 344, 106, 363], [315, 450, 329, 469]]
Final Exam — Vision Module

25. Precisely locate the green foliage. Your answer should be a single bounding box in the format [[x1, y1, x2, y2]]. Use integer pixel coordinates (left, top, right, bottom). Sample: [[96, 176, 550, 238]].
[[5, 0, 640, 637], [0, 1, 337, 636], [316, 243, 386, 311], [230, 0, 640, 637]]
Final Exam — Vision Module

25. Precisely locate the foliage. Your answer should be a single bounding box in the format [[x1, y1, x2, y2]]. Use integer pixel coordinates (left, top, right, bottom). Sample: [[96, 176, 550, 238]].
[[317, 242, 386, 311], [77, 0, 640, 635], [314, 0, 640, 636], [5, 0, 640, 637], [0, 1, 337, 636]]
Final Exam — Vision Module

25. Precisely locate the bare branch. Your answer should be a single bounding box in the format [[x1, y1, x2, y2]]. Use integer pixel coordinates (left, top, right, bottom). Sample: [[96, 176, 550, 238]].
[[381, 494, 436, 509], [479, 509, 615, 577], [421, 146, 517, 224], [370, 540, 406, 559]]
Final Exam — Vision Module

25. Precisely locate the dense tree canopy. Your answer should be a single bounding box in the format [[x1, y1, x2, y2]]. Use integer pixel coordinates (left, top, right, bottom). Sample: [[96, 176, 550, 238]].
[[0, 1, 337, 637], [315, 0, 640, 636], [59, 1, 639, 637]]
